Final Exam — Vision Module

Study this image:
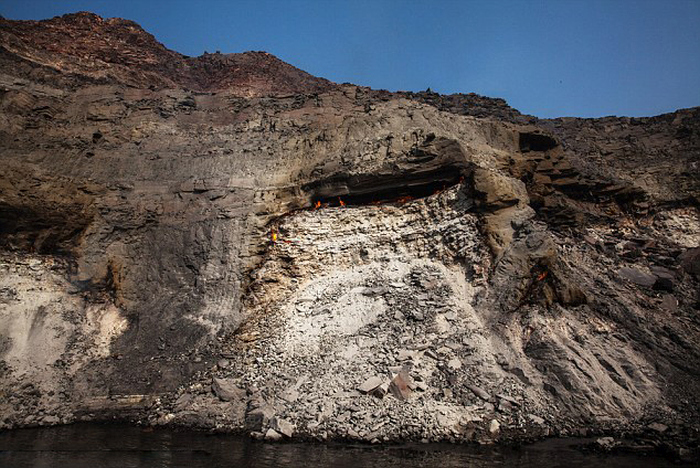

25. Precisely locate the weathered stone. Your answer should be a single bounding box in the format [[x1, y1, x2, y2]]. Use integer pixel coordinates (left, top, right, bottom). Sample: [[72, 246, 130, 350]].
[[680, 247, 700, 279], [217, 359, 230, 369], [373, 382, 390, 398], [412, 311, 425, 321], [651, 266, 675, 291], [271, 417, 295, 438], [264, 428, 283, 441], [489, 419, 500, 434], [361, 287, 388, 297], [596, 437, 617, 450], [473, 168, 529, 211], [41, 415, 60, 425], [447, 358, 462, 370], [468, 385, 490, 402], [211, 377, 245, 402], [281, 388, 300, 403], [173, 393, 193, 411], [527, 414, 545, 425], [245, 405, 275, 432], [497, 399, 514, 412], [496, 394, 521, 407], [661, 294, 678, 311], [389, 371, 412, 400], [647, 422, 668, 433], [358, 376, 384, 394], [618, 267, 657, 287]]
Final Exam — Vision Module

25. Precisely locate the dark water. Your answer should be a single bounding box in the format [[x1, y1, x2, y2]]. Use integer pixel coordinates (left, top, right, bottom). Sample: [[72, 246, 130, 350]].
[[0, 423, 688, 468]]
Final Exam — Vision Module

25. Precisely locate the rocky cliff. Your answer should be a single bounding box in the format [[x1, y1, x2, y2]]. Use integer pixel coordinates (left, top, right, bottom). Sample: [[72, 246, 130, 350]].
[[1, 12, 699, 454]]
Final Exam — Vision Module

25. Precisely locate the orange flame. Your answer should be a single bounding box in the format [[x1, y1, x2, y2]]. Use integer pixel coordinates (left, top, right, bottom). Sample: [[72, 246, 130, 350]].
[[537, 271, 548, 281], [271, 229, 278, 243], [314, 200, 321, 210], [338, 198, 346, 207]]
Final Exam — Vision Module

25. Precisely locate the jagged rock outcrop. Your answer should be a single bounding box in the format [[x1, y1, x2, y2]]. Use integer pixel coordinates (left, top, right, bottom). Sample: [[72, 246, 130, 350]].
[[0, 11, 335, 95], [0, 12, 699, 454]]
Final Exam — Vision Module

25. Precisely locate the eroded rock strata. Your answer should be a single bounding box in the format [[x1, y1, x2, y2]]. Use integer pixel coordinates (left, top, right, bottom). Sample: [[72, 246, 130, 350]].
[[1, 12, 699, 454]]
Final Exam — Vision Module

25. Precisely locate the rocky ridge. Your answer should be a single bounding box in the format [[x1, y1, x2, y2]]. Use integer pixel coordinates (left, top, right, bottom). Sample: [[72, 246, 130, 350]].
[[0, 11, 335, 95], [0, 12, 698, 461]]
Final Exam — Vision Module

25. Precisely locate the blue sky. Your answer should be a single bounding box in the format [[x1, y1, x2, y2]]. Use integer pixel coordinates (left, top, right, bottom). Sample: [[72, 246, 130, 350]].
[[2, 0, 699, 118]]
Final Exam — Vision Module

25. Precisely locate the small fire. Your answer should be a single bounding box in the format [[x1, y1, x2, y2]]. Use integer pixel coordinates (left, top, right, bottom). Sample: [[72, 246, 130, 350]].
[[271, 229, 278, 243], [338, 197, 346, 207], [537, 271, 548, 281], [314, 200, 321, 210]]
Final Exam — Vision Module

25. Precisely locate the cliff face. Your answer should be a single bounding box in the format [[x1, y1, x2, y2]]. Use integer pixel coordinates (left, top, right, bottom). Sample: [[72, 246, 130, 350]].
[[0, 12, 699, 449]]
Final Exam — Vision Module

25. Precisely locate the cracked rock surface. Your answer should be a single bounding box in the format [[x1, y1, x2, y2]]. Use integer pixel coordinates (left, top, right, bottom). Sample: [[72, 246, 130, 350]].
[[0, 12, 699, 455]]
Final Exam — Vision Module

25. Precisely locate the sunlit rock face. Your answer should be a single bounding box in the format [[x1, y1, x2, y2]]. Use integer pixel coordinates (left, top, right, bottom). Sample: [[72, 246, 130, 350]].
[[1, 12, 699, 446]]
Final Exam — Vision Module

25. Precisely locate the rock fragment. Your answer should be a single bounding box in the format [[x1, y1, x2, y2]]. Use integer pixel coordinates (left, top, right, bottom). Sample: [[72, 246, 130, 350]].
[[680, 247, 700, 279], [496, 394, 520, 407], [211, 377, 245, 402], [217, 359, 230, 369], [173, 393, 193, 411], [245, 404, 275, 432], [358, 376, 384, 394], [647, 422, 668, 433], [468, 385, 490, 402], [618, 267, 656, 287], [447, 358, 462, 370], [389, 371, 412, 400], [527, 414, 545, 425], [264, 428, 283, 441], [374, 382, 390, 397], [651, 266, 675, 291], [661, 294, 678, 311], [271, 417, 295, 438], [596, 437, 618, 451]]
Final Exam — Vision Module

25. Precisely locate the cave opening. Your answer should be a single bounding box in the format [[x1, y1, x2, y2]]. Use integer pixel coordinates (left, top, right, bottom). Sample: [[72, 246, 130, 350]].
[[519, 132, 558, 152], [0, 204, 89, 255], [306, 167, 467, 208], [314, 177, 462, 207]]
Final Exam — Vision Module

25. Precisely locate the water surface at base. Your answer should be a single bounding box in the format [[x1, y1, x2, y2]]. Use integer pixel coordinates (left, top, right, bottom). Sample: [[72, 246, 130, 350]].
[[0, 423, 686, 468]]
